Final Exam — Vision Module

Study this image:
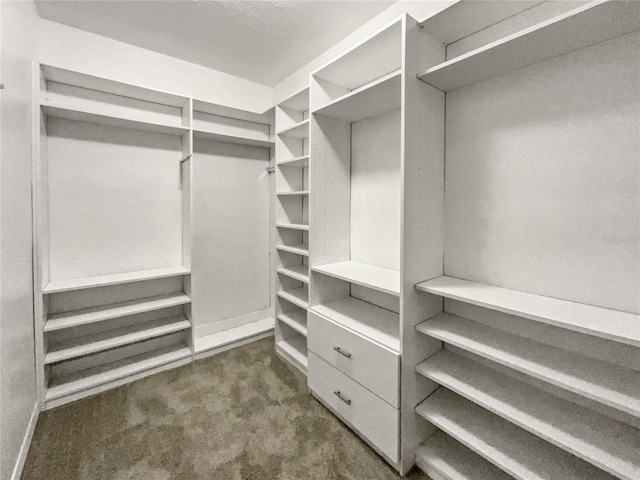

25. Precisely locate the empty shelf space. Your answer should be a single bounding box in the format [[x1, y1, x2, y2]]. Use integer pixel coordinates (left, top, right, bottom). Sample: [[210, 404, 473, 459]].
[[44, 292, 191, 332], [43, 266, 191, 294], [416, 350, 640, 480], [277, 155, 309, 168], [312, 261, 400, 296], [46, 345, 191, 402], [416, 430, 512, 480], [415, 276, 640, 347], [277, 287, 309, 310], [45, 315, 191, 364], [41, 102, 189, 136], [193, 128, 274, 148], [277, 190, 309, 197], [276, 119, 309, 139], [194, 317, 274, 355], [416, 314, 640, 417], [277, 310, 308, 336], [277, 244, 309, 257], [416, 388, 616, 480], [276, 335, 308, 372], [279, 86, 310, 111], [277, 265, 309, 283], [311, 296, 399, 351], [313, 69, 401, 123], [418, 0, 640, 91], [276, 223, 309, 231]]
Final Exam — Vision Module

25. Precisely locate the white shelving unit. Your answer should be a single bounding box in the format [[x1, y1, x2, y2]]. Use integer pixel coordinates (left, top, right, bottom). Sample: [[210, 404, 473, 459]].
[[274, 85, 311, 375], [307, 15, 445, 474]]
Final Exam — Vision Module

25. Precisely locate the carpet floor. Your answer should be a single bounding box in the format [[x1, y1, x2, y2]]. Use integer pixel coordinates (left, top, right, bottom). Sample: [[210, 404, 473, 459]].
[[23, 337, 431, 480]]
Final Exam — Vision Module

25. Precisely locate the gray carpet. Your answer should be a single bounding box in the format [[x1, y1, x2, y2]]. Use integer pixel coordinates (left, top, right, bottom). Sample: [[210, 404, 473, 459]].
[[23, 337, 431, 480]]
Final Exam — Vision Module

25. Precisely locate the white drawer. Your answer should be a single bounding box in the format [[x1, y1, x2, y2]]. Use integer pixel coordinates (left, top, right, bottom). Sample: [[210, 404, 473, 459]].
[[307, 309, 399, 407], [308, 352, 399, 463]]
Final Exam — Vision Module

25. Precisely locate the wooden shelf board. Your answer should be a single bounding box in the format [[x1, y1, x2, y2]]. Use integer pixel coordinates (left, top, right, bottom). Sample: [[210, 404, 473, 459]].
[[276, 155, 309, 168], [276, 119, 309, 139], [277, 310, 308, 337], [46, 315, 191, 364], [415, 276, 640, 347], [45, 292, 191, 332], [418, 0, 640, 91], [277, 265, 309, 284], [276, 190, 309, 197], [417, 350, 640, 480], [276, 335, 308, 373], [279, 86, 310, 112], [193, 128, 274, 148], [416, 430, 512, 480], [194, 317, 274, 354], [193, 99, 273, 125], [277, 287, 309, 310], [276, 223, 309, 231], [312, 261, 400, 296], [276, 244, 309, 257], [311, 296, 399, 352], [46, 345, 191, 402], [43, 266, 191, 294], [313, 69, 401, 123], [417, 388, 616, 480], [417, 313, 640, 417], [41, 102, 188, 136]]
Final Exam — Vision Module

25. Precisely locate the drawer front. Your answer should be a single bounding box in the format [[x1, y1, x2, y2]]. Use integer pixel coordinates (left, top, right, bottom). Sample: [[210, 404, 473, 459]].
[[307, 309, 399, 407], [308, 352, 399, 463]]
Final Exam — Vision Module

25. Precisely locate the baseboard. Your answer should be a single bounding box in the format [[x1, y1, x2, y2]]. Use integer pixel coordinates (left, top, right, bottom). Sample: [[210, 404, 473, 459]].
[[11, 401, 39, 480]]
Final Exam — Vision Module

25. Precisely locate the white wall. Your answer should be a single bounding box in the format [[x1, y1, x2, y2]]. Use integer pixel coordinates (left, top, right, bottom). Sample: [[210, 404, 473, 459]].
[[444, 31, 640, 313], [0, 2, 39, 479], [273, 0, 455, 103]]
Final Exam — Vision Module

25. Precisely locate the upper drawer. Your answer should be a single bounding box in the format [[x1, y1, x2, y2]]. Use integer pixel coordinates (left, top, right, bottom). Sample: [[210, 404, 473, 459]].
[[307, 309, 399, 407]]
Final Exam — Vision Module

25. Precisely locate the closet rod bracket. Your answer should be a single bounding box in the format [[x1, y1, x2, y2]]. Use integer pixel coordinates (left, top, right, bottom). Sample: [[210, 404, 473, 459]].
[[180, 154, 192, 163]]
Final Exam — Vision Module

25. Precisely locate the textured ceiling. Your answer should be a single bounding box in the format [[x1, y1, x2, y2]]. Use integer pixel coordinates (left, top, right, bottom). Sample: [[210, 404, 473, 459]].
[[35, 0, 395, 87]]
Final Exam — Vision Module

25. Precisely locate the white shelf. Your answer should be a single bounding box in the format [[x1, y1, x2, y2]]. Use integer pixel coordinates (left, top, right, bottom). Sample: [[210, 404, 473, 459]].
[[276, 335, 308, 373], [415, 276, 640, 347], [277, 310, 308, 337], [194, 317, 274, 355], [279, 86, 310, 112], [311, 297, 399, 352], [417, 388, 615, 480], [46, 345, 191, 402], [43, 266, 191, 294], [276, 119, 309, 139], [276, 190, 309, 197], [277, 287, 309, 310], [416, 430, 513, 480], [45, 315, 191, 364], [277, 265, 309, 284], [276, 155, 309, 168], [418, 0, 640, 91], [41, 102, 189, 136], [312, 261, 400, 296], [417, 350, 640, 480], [313, 69, 401, 123], [193, 128, 274, 148], [45, 292, 191, 332], [417, 313, 640, 417], [277, 244, 309, 257], [276, 223, 309, 231]]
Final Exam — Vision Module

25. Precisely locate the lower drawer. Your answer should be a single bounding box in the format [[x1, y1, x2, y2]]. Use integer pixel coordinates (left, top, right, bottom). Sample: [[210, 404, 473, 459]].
[[308, 352, 399, 463]]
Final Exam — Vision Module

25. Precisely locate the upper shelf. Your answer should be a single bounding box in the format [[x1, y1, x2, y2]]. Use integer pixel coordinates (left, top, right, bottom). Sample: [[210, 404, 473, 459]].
[[278, 86, 310, 112], [276, 119, 309, 139], [44, 266, 191, 294], [418, 0, 640, 92], [313, 70, 401, 123], [415, 276, 640, 347], [312, 261, 400, 296], [193, 128, 274, 148], [41, 102, 189, 136]]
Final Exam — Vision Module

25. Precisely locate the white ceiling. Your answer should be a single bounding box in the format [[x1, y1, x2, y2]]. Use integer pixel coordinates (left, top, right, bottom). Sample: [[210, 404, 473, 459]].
[[35, 0, 396, 87]]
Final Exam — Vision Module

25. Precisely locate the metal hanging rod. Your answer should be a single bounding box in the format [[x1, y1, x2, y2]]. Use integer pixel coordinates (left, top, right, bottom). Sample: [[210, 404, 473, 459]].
[[180, 154, 192, 163]]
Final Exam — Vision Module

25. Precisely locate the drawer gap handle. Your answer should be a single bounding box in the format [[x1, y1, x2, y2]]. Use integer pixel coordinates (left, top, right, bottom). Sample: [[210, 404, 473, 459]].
[[333, 346, 351, 358], [334, 390, 351, 405]]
